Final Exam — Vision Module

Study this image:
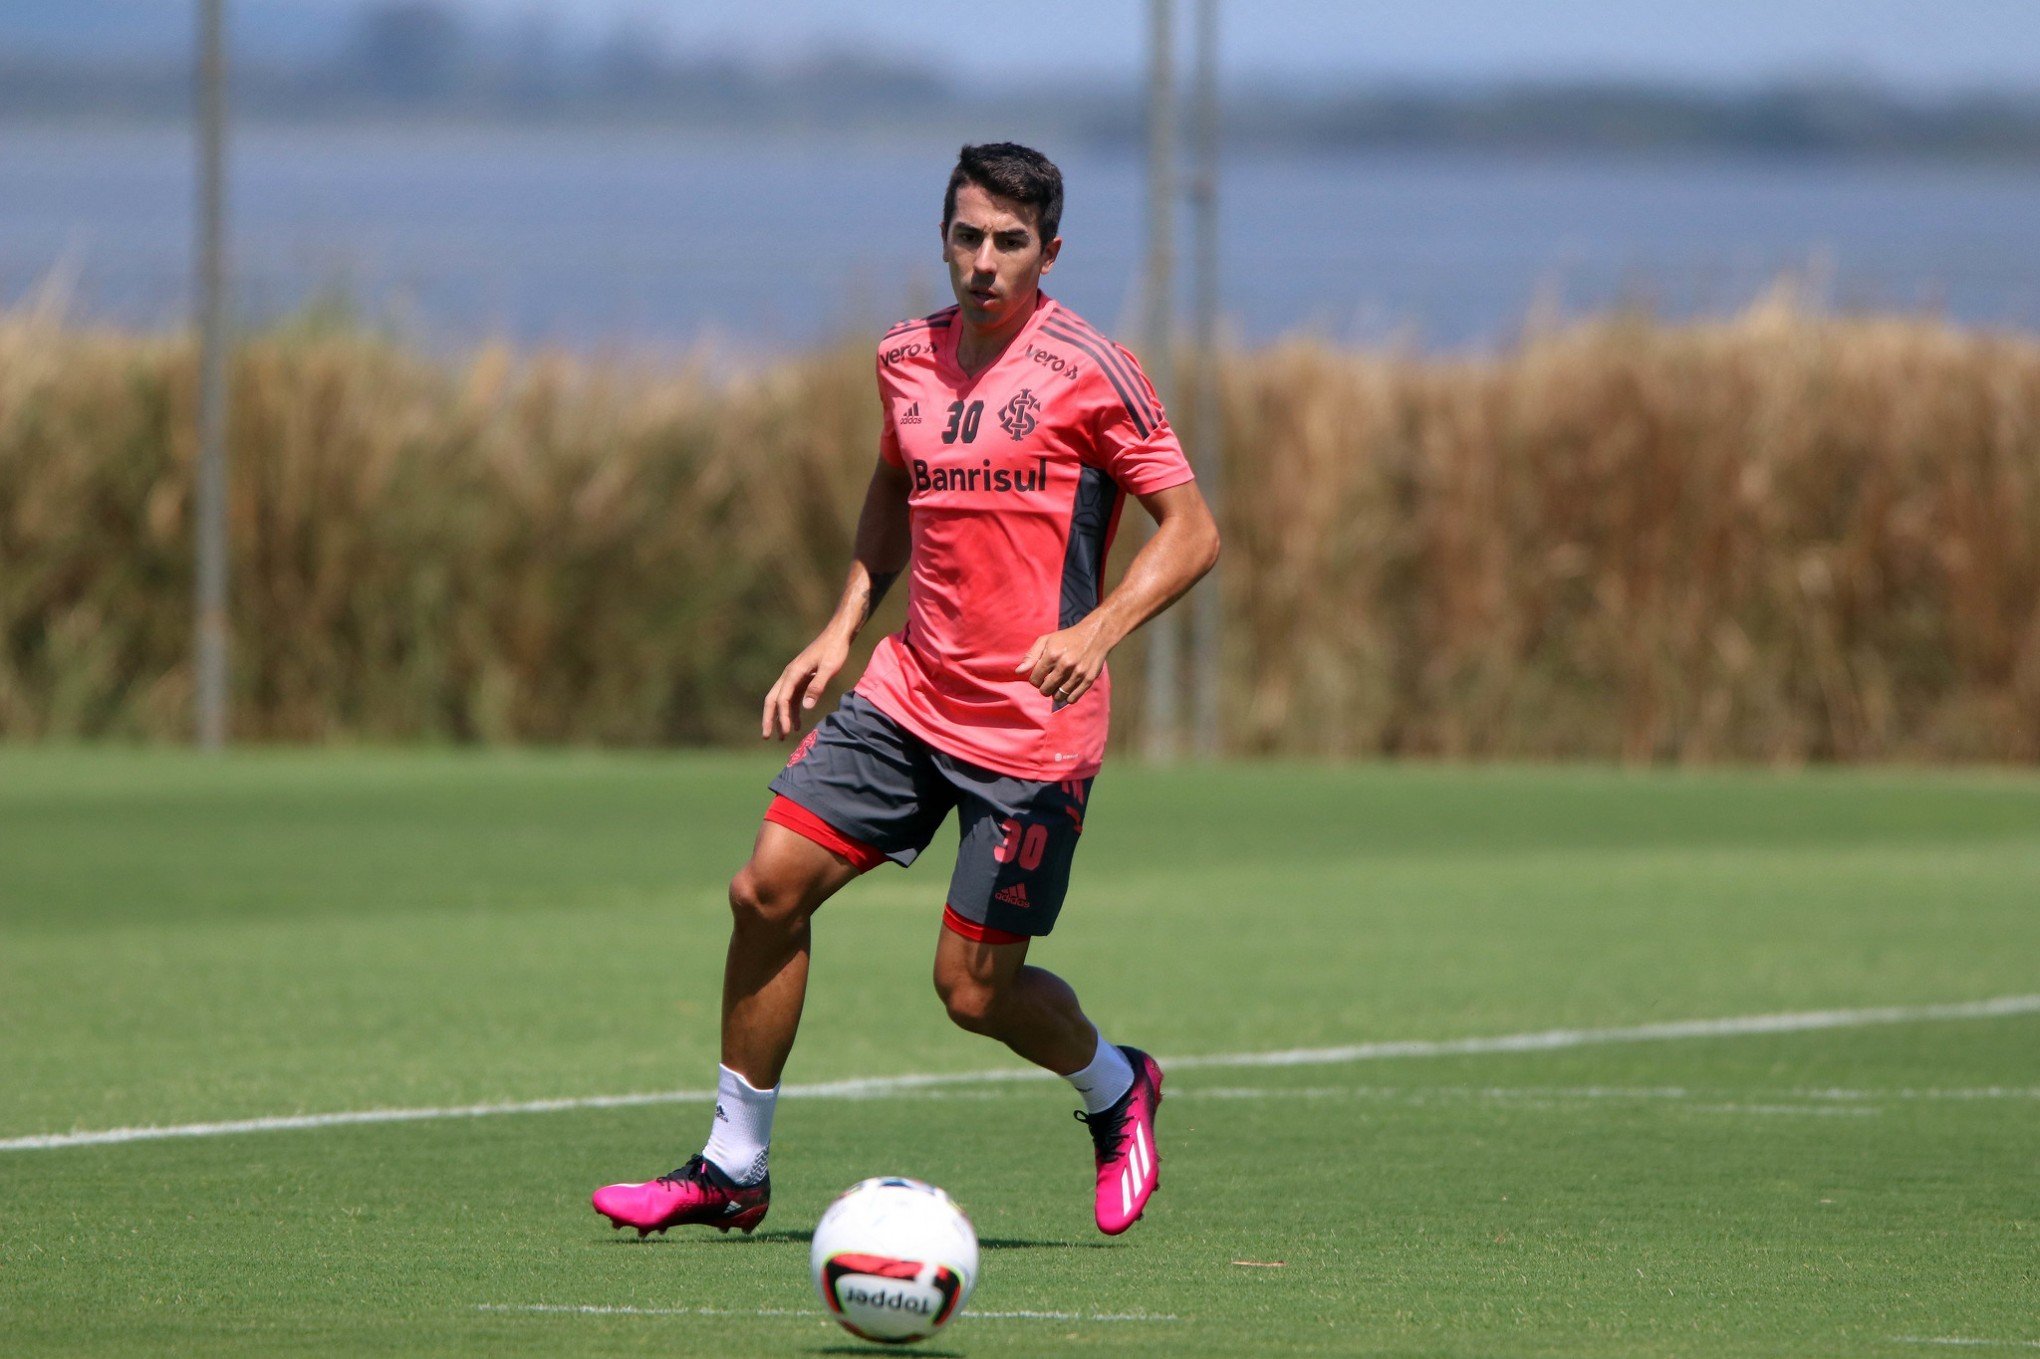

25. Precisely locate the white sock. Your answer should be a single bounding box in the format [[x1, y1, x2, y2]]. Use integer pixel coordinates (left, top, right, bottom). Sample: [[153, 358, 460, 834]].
[[701, 1064, 778, 1186], [1065, 1032, 1135, 1115]]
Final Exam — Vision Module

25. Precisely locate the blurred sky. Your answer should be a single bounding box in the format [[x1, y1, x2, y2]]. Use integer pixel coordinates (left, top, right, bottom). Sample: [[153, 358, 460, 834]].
[[8, 0, 2040, 92]]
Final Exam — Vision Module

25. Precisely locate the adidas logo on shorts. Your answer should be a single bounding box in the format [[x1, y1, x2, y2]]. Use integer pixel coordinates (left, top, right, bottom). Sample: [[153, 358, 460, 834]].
[[993, 882, 1032, 909]]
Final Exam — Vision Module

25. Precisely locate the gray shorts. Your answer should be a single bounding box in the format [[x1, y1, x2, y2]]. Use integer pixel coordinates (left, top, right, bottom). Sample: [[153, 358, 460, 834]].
[[767, 692, 1094, 939]]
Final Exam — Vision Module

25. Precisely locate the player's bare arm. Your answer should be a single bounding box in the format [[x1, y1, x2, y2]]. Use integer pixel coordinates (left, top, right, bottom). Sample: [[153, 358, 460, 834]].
[[1019, 481, 1220, 705], [761, 456, 912, 739]]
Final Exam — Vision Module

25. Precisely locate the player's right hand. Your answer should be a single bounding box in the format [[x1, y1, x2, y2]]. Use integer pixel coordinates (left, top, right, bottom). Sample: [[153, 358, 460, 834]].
[[762, 633, 851, 740]]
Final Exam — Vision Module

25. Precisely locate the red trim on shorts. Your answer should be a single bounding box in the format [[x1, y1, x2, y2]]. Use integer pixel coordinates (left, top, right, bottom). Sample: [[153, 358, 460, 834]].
[[764, 796, 887, 873], [942, 904, 1028, 946]]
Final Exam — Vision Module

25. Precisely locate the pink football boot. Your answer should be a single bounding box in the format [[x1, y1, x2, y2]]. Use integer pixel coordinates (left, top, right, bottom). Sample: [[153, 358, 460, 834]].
[[1076, 1046, 1164, 1235], [591, 1155, 770, 1237]]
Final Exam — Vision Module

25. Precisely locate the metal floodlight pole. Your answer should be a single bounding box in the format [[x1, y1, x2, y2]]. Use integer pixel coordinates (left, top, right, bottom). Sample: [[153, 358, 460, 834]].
[[1141, 0, 1180, 762], [194, 0, 231, 749], [1189, 0, 1221, 758]]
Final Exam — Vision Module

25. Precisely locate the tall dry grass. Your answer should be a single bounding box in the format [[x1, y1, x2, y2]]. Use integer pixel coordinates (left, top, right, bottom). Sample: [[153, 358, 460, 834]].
[[0, 311, 876, 744], [1217, 292, 2040, 761], [3, 293, 2037, 760]]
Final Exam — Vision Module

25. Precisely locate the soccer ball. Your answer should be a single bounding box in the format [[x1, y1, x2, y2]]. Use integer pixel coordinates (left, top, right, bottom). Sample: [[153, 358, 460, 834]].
[[810, 1177, 979, 1344]]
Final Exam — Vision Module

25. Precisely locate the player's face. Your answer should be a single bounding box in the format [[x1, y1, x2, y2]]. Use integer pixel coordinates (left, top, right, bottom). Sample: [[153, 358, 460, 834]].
[[942, 182, 1061, 329]]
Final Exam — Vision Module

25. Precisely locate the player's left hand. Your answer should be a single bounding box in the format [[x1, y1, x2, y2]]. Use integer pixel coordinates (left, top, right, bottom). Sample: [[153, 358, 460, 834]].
[[1018, 621, 1111, 706]]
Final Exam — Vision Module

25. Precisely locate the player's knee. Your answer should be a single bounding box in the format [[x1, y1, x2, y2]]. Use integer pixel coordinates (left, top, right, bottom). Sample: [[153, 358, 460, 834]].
[[728, 865, 806, 935], [934, 968, 1005, 1035]]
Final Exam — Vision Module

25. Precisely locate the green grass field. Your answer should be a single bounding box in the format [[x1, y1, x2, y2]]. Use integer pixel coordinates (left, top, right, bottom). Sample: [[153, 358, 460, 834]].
[[2, 750, 2036, 1357]]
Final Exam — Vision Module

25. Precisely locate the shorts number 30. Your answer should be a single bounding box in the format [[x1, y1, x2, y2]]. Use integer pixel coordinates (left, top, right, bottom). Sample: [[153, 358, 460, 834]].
[[992, 818, 1048, 870]]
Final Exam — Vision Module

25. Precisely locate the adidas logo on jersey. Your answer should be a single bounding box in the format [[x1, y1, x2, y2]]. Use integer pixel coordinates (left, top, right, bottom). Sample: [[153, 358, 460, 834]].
[[993, 882, 1032, 909], [899, 401, 922, 425]]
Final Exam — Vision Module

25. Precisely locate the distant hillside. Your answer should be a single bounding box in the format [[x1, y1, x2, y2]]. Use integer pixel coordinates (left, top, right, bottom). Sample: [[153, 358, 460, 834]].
[[1224, 81, 2040, 158]]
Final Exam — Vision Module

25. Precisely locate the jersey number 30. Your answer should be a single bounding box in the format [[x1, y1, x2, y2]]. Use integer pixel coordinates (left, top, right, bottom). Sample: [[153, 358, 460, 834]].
[[942, 400, 984, 445]]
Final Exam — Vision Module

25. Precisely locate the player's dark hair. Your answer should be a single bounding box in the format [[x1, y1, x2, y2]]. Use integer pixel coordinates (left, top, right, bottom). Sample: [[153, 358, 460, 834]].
[[943, 143, 1064, 244]]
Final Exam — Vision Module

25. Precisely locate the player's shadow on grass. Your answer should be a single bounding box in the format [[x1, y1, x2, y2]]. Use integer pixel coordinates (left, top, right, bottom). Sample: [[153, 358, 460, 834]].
[[747, 1228, 1113, 1250], [811, 1348, 963, 1358], [977, 1235, 1117, 1251]]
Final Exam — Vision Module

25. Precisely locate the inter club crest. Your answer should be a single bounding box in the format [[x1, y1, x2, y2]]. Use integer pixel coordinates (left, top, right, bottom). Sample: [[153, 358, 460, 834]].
[[999, 388, 1041, 440]]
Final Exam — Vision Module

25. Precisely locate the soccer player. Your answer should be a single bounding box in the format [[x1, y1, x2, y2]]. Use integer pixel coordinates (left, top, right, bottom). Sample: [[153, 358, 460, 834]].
[[593, 143, 1220, 1239]]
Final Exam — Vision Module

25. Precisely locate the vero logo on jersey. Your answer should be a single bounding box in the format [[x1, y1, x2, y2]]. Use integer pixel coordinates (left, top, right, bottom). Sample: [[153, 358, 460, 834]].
[[1023, 343, 1084, 382], [998, 388, 1041, 440]]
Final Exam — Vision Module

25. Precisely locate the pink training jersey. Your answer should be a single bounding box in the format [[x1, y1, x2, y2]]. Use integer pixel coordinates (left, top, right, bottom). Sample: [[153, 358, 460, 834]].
[[852, 294, 1195, 781]]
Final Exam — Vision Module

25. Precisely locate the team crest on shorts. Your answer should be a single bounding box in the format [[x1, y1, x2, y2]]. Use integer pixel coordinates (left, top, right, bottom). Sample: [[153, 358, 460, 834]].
[[999, 389, 1040, 440], [788, 729, 820, 766]]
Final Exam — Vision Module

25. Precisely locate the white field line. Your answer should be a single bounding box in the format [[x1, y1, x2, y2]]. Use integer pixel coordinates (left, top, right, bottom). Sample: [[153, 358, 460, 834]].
[[1181, 1084, 2040, 1113], [475, 1303, 1179, 1323], [1158, 994, 2040, 1070], [1186, 1085, 2040, 1101], [1892, 1340, 2040, 1351], [4, 993, 2035, 1154], [1180, 1088, 1884, 1116], [1794, 1086, 2040, 1101]]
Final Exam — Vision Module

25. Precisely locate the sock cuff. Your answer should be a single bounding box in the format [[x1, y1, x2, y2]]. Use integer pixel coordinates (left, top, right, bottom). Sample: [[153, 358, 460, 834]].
[[718, 1064, 779, 1099], [1065, 1032, 1135, 1114]]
